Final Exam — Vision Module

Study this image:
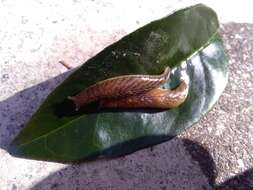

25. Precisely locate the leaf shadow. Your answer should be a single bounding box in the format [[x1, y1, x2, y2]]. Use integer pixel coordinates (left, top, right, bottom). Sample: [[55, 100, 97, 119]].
[[28, 137, 217, 190], [216, 169, 253, 190], [28, 137, 253, 190]]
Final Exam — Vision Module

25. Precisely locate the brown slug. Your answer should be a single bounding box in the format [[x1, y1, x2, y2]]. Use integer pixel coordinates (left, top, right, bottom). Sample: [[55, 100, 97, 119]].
[[68, 67, 171, 110], [100, 81, 189, 109]]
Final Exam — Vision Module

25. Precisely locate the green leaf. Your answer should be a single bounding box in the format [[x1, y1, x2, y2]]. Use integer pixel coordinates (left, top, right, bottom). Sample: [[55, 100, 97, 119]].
[[9, 4, 228, 161]]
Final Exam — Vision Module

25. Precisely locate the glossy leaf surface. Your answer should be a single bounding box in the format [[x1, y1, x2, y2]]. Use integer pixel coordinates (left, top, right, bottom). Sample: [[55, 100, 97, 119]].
[[9, 4, 228, 161]]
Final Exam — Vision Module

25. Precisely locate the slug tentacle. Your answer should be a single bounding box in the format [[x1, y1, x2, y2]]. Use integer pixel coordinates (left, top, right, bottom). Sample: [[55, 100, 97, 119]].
[[68, 67, 171, 110], [100, 81, 189, 109]]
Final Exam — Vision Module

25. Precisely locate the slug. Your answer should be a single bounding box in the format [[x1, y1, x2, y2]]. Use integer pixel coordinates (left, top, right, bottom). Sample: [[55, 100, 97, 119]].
[[68, 67, 171, 110], [100, 81, 189, 109]]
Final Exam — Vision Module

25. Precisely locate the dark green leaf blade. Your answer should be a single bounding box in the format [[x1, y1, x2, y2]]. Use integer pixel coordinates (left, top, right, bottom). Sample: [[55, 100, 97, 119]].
[[9, 4, 228, 161]]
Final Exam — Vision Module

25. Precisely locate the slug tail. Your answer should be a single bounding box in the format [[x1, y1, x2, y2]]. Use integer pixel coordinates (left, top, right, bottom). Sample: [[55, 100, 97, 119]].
[[67, 96, 80, 111]]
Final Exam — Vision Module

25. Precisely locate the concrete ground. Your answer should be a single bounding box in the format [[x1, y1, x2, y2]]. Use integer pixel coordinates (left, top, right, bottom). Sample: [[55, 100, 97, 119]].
[[0, 1, 252, 190]]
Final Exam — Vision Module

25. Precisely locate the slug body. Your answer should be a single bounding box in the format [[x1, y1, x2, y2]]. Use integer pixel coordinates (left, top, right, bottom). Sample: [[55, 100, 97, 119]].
[[100, 81, 189, 109], [68, 67, 171, 110]]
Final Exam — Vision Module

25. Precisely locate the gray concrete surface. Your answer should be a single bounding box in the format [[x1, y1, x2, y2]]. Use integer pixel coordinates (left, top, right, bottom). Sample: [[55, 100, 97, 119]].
[[0, 1, 253, 190]]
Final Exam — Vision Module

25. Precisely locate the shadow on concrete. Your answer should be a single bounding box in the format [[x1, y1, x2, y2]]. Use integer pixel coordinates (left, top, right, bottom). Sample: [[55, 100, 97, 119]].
[[183, 139, 217, 186], [28, 138, 216, 190], [28, 138, 253, 190], [216, 168, 253, 190], [184, 140, 253, 190], [0, 70, 72, 150]]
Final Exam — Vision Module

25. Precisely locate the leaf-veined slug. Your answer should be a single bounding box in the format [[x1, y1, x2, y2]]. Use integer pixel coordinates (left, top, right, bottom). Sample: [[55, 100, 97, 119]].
[[68, 67, 171, 110], [68, 67, 189, 110], [100, 81, 189, 109]]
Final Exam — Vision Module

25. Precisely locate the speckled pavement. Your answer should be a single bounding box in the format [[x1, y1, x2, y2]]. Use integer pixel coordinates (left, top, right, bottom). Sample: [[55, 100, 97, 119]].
[[0, 1, 253, 190]]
